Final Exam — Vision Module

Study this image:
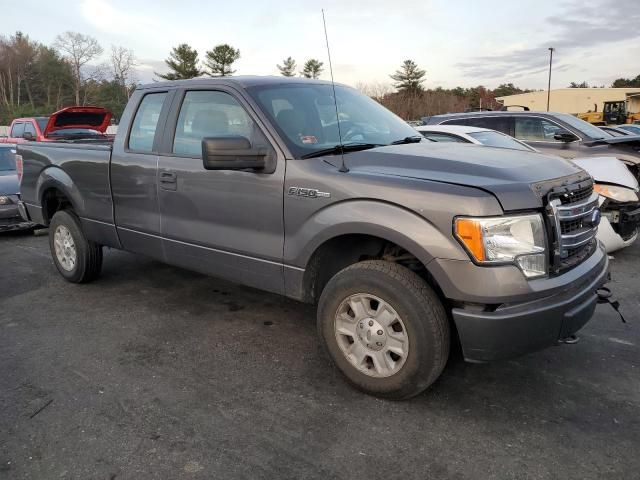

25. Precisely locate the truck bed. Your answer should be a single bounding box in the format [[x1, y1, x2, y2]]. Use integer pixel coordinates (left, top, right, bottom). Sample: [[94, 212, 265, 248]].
[[18, 141, 114, 229]]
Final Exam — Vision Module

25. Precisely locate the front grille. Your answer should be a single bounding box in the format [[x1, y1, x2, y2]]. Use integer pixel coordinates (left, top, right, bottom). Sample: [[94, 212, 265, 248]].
[[559, 240, 597, 272], [546, 181, 599, 274], [561, 218, 586, 235], [557, 184, 593, 205]]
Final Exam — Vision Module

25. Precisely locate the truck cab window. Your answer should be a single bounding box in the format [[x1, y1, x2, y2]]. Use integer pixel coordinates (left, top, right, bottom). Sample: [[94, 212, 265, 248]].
[[11, 122, 24, 138], [128, 92, 167, 152], [514, 117, 561, 142], [173, 91, 256, 157], [24, 122, 36, 137]]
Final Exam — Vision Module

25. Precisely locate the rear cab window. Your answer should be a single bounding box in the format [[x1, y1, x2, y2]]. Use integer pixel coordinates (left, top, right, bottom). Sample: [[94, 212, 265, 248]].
[[468, 131, 532, 151], [421, 132, 469, 143], [128, 92, 168, 152]]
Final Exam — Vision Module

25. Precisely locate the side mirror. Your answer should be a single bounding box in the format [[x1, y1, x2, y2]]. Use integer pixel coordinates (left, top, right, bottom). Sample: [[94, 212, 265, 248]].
[[201, 136, 267, 171], [553, 130, 578, 142], [22, 131, 35, 141]]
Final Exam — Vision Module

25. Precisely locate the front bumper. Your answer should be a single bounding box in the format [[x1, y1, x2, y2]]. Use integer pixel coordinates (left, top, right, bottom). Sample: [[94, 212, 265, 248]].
[[450, 245, 609, 362], [0, 203, 34, 232], [599, 198, 639, 253], [597, 216, 638, 253]]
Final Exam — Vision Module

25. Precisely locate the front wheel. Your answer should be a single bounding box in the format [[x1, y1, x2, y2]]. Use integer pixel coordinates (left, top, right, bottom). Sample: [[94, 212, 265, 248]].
[[317, 260, 450, 399], [49, 210, 103, 283]]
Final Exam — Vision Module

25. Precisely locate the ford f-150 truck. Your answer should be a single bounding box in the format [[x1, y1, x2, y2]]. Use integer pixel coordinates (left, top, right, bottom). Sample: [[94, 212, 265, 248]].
[[17, 77, 609, 399], [0, 106, 112, 144]]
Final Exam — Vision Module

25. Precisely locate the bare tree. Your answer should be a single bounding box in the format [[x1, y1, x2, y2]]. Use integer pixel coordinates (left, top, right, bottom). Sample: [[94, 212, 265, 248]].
[[81, 63, 109, 106], [355, 81, 393, 102], [110, 45, 137, 98], [53, 31, 103, 104]]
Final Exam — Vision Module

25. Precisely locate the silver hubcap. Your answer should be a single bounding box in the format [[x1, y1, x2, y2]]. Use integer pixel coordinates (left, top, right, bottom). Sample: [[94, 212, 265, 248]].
[[334, 293, 409, 378], [53, 225, 77, 272]]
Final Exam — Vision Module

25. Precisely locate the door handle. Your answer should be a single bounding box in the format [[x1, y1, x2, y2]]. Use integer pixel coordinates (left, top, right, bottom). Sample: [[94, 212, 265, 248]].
[[159, 171, 177, 191]]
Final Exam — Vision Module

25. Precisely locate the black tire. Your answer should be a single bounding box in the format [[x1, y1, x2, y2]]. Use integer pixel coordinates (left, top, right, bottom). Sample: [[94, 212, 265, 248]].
[[49, 210, 103, 283], [318, 260, 450, 400]]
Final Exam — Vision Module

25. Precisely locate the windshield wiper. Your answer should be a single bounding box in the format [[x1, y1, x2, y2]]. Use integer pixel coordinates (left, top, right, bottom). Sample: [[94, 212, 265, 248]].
[[300, 143, 383, 159], [390, 135, 423, 145]]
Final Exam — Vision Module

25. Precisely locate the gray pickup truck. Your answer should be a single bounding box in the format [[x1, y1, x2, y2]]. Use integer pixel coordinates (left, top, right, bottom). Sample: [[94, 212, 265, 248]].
[[17, 77, 609, 399]]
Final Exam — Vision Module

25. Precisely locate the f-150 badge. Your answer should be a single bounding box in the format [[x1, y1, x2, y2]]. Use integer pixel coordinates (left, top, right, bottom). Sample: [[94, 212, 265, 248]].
[[288, 187, 331, 198]]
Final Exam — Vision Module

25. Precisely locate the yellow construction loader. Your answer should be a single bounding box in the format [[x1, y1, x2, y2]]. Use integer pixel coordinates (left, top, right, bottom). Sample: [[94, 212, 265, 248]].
[[578, 100, 640, 125]]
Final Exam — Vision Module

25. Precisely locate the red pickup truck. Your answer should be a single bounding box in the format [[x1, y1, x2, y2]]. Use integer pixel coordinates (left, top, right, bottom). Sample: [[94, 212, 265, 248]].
[[0, 106, 112, 143]]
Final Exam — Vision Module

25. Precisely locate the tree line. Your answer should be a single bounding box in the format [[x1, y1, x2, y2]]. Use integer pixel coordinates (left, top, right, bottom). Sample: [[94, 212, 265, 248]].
[[159, 44, 325, 80], [0, 31, 136, 124], [2, 31, 639, 125], [361, 59, 640, 120], [360, 60, 536, 119], [569, 75, 640, 88]]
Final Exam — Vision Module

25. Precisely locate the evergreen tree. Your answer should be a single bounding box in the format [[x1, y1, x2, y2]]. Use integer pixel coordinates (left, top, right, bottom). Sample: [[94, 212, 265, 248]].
[[492, 83, 531, 97], [204, 44, 240, 77], [301, 59, 323, 79], [156, 44, 201, 80], [277, 56, 296, 77], [390, 60, 426, 95]]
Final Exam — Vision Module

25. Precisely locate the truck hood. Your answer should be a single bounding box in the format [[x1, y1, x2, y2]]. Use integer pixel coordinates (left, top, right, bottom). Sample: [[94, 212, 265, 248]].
[[584, 135, 640, 146], [43, 106, 112, 137], [571, 156, 638, 190], [0, 171, 19, 195], [342, 142, 589, 211]]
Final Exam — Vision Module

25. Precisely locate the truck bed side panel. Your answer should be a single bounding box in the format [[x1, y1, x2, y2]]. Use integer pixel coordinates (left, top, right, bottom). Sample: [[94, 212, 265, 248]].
[[19, 142, 120, 247]]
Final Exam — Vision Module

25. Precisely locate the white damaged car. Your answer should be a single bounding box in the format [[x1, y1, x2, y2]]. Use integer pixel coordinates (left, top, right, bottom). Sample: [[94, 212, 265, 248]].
[[416, 125, 639, 253]]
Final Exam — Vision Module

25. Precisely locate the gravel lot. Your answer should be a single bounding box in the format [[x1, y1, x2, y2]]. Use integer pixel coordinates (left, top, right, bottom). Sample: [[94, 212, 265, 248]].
[[1, 230, 638, 480]]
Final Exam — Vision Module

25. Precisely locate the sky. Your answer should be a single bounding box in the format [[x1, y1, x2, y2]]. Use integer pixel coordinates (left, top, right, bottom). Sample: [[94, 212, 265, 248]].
[[2, 0, 639, 90]]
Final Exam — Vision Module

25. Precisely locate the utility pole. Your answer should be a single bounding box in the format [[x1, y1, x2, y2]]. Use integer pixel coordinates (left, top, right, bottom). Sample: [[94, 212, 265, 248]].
[[547, 47, 554, 112]]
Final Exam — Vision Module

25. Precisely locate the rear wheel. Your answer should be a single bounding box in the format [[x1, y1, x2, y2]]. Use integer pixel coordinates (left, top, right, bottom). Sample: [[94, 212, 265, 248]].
[[318, 260, 450, 399], [49, 210, 102, 283]]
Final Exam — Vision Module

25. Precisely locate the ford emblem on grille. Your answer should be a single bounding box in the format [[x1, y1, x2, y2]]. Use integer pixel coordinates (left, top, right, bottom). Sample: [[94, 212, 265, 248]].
[[590, 209, 601, 227]]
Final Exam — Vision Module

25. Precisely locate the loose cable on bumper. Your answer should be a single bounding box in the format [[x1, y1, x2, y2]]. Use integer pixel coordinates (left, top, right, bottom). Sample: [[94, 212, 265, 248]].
[[596, 287, 626, 323]]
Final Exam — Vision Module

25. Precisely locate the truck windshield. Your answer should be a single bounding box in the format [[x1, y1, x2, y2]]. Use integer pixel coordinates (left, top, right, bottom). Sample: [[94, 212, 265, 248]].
[[554, 113, 608, 140], [36, 117, 48, 132], [247, 84, 420, 158], [0, 147, 16, 171]]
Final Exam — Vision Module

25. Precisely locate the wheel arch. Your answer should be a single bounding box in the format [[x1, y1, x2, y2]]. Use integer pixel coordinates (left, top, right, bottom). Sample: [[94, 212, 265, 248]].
[[286, 200, 464, 304], [36, 167, 84, 224]]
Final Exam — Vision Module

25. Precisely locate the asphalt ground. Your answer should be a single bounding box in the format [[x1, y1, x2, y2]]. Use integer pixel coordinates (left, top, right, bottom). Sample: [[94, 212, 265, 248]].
[[1, 230, 638, 480]]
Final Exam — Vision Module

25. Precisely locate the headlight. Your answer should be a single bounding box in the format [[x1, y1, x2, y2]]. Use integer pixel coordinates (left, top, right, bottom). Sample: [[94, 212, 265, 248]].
[[593, 184, 639, 203], [455, 214, 547, 278], [0, 196, 11, 205]]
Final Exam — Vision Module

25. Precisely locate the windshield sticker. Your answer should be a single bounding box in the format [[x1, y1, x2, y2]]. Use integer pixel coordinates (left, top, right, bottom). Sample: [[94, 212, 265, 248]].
[[301, 135, 317, 144]]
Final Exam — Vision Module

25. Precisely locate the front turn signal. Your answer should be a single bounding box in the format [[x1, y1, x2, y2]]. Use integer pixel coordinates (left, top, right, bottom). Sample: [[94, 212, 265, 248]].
[[454, 218, 485, 262]]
